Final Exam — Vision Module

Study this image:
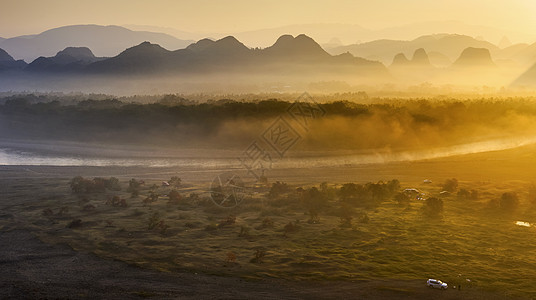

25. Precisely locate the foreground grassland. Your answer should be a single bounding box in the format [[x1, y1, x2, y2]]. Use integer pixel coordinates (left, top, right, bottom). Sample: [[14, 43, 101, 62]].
[[2, 147, 536, 299]]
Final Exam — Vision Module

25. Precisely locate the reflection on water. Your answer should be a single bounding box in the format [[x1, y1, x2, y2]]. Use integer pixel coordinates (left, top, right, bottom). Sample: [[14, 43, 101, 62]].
[[1, 136, 535, 169], [0, 148, 236, 169]]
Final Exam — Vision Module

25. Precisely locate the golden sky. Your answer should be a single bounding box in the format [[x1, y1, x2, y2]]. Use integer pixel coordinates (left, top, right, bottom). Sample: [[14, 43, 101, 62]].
[[2, 0, 536, 41]]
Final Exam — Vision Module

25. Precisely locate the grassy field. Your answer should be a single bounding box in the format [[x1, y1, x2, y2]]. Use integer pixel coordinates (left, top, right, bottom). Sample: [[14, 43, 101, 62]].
[[2, 144, 536, 299]]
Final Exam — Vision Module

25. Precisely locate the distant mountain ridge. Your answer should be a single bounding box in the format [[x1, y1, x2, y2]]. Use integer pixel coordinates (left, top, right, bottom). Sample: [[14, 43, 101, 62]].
[[0, 48, 27, 70], [329, 34, 502, 64], [391, 48, 431, 67], [85, 34, 385, 76], [0, 25, 194, 62], [453, 47, 495, 67], [27, 47, 104, 72]]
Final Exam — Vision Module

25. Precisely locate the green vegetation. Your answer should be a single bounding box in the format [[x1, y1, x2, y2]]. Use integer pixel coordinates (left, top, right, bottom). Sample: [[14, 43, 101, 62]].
[[5, 169, 536, 299], [2, 94, 536, 152]]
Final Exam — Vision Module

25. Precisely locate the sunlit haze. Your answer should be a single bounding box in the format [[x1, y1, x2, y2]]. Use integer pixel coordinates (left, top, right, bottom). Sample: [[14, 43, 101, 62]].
[[1, 0, 536, 44]]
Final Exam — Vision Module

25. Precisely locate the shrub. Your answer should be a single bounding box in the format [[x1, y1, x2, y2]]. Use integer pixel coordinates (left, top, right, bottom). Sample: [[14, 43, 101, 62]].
[[500, 192, 519, 211], [239, 225, 250, 237], [105, 177, 121, 191], [82, 204, 96, 211], [42, 208, 54, 216], [107, 195, 127, 207], [169, 176, 182, 187], [394, 192, 411, 206], [442, 178, 458, 192], [268, 181, 289, 199], [127, 178, 142, 194], [302, 187, 328, 223], [261, 217, 274, 228], [147, 212, 169, 233], [423, 197, 444, 217], [218, 215, 236, 228], [67, 219, 82, 229], [250, 249, 266, 263], [356, 212, 369, 224], [338, 183, 365, 203], [226, 252, 237, 263], [168, 189, 182, 204], [143, 191, 159, 205], [70, 176, 121, 194], [457, 188, 471, 200], [188, 193, 200, 203], [283, 221, 300, 236]]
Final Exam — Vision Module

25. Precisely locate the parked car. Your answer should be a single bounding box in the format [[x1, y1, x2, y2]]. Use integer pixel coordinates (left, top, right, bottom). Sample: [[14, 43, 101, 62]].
[[427, 278, 448, 289]]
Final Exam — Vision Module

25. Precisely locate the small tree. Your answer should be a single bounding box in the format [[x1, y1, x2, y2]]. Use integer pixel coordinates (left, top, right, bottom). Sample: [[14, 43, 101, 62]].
[[168, 189, 182, 204], [423, 197, 443, 217], [105, 177, 121, 191], [442, 178, 458, 192], [268, 181, 289, 199], [457, 188, 471, 200], [394, 192, 411, 206], [338, 183, 365, 203], [499, 192, 519, 211], [302, 187, 327, 223], [338, 203, 355, 228], [169, 176, 182, 187], [127, 178, 141, 195]]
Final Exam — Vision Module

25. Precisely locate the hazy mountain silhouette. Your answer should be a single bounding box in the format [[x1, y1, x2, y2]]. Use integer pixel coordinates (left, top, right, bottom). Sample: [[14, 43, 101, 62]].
[[27, 47, 104, 72], [230, 21, 531, 49], [329, 34, 499, 65], [391, 48, 432, 68], [512, 61, 536, 86], [263, 34, 330, 60], [86, 34, 386, 76], [412, 48, 431, 65], [509, 42, 536, 65], [0, 48, 15, 62], [0, 48, 27, 70], [391, 53, 410, 66], [452, 47, 495, 67], [0, 25, 194, 62], [87, 42, 172, 74]]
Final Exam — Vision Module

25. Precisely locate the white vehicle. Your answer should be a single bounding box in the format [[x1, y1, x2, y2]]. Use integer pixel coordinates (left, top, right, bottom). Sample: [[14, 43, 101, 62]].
[[427, 278, 448, 289]]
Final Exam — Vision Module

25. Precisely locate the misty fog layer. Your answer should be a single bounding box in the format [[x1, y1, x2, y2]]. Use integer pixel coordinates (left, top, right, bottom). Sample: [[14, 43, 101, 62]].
[[2, 95, 536, 160]]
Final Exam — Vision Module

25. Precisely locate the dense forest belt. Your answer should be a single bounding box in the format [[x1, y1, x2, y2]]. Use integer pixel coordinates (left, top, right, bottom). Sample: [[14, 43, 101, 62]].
[[2, 96, 536, 151]]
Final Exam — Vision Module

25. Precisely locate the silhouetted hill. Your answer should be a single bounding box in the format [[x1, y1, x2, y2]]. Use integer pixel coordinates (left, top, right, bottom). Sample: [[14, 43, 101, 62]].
[[513, 62, 536, 86], [26, 47, 103, 72], [0, 25, 194, 62], [87, 42, 172, 74], [391, 53, 410, 66], [184, 36, 251, 64], [55, 47, 97, 63], [511, 42, 536, 65], [0, 48, 14, 62], [231, 21, 528, 49], [263, 34, 330, 60], [85, 34, 386, 76], [391, 48, 431, 67], [0, 48, 27, 70], [412, 48, 431, 65], [453, 47, 495, 67]]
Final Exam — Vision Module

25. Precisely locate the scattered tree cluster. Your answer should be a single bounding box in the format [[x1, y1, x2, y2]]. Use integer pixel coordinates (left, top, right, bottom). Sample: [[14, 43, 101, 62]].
[[338, 180, 400, 205], [70, 176, 121, 194]]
